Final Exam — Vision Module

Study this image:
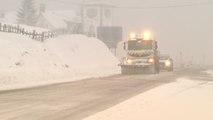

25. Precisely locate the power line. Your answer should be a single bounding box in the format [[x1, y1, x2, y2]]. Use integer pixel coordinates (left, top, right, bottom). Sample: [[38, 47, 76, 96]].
[[115, 2, 213, 9], [44, 0, 81, 5], [41, 0, 213, 9]]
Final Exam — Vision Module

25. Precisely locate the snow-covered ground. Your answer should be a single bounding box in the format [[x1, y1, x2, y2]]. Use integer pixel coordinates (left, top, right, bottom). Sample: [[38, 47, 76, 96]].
[[0, 32, 120, 91], [0, 22, 49, 33], [205, 70, 213, 77], [83, 75, 213, 120]]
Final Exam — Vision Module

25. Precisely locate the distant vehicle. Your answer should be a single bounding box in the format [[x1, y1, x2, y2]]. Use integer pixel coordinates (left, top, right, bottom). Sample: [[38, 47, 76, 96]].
[[159, 55, 173, 71], [119, 31, 160, 74]]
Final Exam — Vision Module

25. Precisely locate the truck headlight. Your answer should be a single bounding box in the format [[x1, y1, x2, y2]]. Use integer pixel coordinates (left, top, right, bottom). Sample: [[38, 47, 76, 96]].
[[165, 60, 171, 66], [148, 58, 154, 63], [127, 59, 133, 64], [129, 32, 137, 40], [143, 31, 153, 40]]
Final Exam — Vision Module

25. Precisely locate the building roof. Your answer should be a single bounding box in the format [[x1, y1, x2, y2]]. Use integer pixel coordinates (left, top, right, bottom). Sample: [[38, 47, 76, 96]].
[[40, 10, 81, 29], [42, 12, 67, 29]]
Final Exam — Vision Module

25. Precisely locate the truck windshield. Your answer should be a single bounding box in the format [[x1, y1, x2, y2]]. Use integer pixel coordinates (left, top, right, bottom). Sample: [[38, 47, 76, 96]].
[[160, 56, 170, 60], [128, 40, 153, 50]]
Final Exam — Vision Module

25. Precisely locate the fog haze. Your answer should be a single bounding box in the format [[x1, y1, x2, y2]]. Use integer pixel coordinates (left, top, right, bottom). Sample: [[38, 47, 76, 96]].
[[1, 0, 213, 65]]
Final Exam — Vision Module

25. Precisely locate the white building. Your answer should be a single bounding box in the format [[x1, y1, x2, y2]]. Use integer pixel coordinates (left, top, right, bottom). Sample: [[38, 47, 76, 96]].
[[37, 10, 82, 33], [82, 0, 114, 36]]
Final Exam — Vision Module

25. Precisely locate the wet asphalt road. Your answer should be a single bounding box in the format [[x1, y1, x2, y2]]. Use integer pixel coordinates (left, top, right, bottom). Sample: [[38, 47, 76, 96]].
[[0, 68, 207, 120]]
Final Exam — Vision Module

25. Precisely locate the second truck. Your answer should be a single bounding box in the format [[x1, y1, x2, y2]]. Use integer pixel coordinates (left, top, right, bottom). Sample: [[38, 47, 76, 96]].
[[120, 31, 160, 74]]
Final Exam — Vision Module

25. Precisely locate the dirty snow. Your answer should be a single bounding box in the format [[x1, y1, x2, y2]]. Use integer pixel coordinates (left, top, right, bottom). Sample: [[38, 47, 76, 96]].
[[205, 70, 213, 77], [83, 77, 213, 120], [0, 32, 120, 90]]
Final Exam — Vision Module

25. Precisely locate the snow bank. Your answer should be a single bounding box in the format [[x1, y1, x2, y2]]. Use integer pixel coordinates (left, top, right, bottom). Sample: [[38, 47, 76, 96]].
[[0, 32, 120, 90], [83, 78, 213, 120], [204, 70, 213, 77]]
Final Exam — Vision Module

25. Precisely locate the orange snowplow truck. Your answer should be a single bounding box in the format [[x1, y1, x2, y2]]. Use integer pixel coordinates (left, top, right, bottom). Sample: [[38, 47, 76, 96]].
[[120, 31, 160, 74]]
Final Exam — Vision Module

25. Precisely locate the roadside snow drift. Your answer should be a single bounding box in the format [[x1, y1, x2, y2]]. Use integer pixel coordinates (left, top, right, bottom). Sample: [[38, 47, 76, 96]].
[[83, 78, 213, 120], [83, 77, 213, 120], [0, 32, 120, 90], [205, 70, 213, 77]]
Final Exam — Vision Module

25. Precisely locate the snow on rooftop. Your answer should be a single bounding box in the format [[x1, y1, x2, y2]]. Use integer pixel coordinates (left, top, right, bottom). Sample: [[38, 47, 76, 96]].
[[0, 32, 120, 90], [42, 12, 67, 29], [40, 10, 81, 29], [52, 10, 81, 23], [1, 10, 81, 29]]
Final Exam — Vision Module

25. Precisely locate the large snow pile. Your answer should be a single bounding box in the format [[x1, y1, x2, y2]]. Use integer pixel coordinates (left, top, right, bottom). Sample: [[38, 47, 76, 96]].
[[83, 78, 213, 120], [0, 32, 120, 90]]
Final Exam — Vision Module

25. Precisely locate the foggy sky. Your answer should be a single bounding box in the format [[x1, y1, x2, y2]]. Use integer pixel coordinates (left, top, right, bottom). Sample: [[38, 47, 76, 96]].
[[0, 0, 213, 65]]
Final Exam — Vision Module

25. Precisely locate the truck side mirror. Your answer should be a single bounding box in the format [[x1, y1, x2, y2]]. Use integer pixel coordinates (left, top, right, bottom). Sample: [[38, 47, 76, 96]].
[[155, 41, 158, 49], [123, 42, 126, 50]]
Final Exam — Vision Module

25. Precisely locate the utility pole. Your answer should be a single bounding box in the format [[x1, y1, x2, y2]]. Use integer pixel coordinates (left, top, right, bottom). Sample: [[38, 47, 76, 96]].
[[81, 0, 85, 34], [191, 56, 194, 67], [180, 52, 183, 68], [175, 55, 178, 68], [203, 53, 206, 67]]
